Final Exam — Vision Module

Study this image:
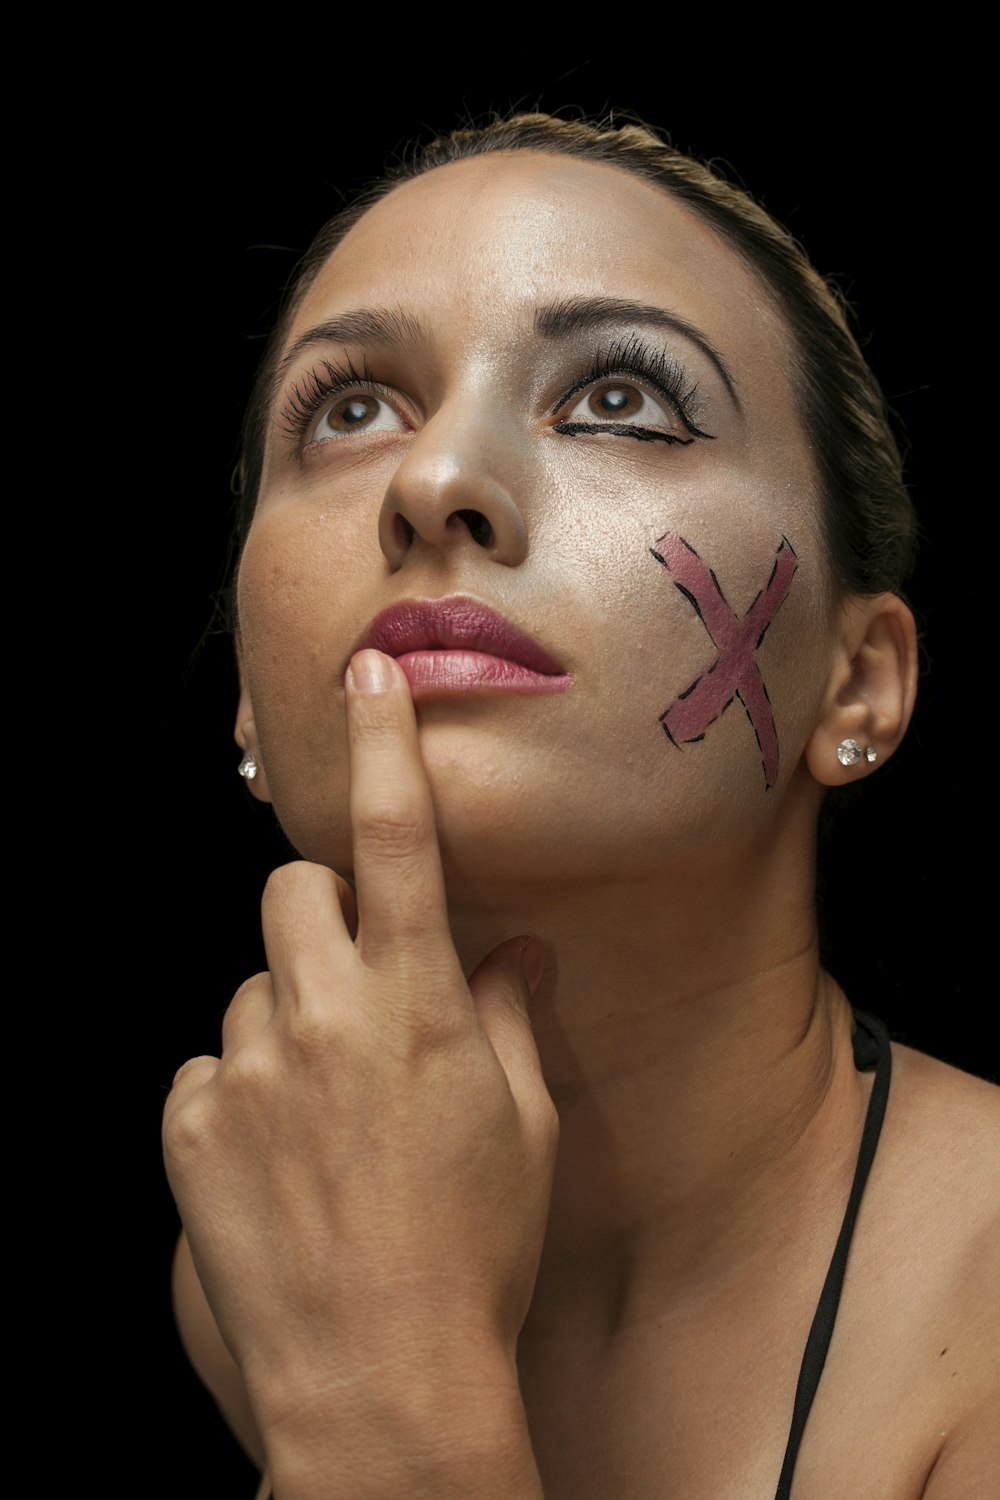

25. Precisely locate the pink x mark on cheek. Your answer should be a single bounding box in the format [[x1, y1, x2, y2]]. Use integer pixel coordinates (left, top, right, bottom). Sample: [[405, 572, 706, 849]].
[[650, 533, 798, 790]]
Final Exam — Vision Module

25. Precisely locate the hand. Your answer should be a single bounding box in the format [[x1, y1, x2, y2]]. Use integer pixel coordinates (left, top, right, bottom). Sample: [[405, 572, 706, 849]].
[[162, 649, 556, 1497]]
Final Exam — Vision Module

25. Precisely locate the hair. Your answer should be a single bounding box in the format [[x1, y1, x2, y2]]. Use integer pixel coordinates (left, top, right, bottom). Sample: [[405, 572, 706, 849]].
[[232, 112, 916, 618]]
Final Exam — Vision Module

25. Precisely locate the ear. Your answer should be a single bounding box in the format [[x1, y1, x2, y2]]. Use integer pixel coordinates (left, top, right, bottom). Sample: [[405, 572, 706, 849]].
[[234, 637, 273, 804], [804, 593, 918, 788]]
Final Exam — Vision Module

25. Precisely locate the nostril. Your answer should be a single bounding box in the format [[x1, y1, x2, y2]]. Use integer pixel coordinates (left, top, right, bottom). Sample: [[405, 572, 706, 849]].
[[454, 509, 493, 548]]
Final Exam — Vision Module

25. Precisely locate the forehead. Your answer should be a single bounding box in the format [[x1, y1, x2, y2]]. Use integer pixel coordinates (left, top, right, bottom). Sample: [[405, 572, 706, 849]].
[[286, 151, 791, 379]]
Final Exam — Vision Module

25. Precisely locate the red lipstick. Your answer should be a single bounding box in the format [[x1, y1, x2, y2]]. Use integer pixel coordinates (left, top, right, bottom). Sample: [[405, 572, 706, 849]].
[[355, 598, 572, 696]]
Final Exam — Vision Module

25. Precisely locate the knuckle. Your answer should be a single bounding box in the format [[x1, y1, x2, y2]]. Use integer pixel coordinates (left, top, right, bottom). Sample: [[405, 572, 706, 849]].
[[286, 1009, 345, 1064], [220, 974, 272, 1046], [352, 799, 431, 858], [350, 696, 406, 741], [261, 859, 308, 901], [226, 970, 269, 1014], [397, 1004, 467, 1058], [169, 1054, 209, 1090], [224, 1042, 277, 1096], [359, 919, 458, 989], [162, 1090, 214, 1164], [261, 859, 339, 912]]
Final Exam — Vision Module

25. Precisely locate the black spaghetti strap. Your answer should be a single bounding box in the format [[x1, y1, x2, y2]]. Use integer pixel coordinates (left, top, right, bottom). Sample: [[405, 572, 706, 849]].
[[263, 1015, 890, 1500], [773, 1010, 892, 1500]]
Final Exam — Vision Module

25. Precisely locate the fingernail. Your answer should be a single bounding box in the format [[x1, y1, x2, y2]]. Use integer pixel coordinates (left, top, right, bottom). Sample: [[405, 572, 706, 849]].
[[519, 937, 545, 994], [348, 650, 394, 694]]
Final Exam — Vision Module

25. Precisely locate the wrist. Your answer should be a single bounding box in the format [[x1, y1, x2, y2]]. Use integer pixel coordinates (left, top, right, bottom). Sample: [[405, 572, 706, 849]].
[[256, 1346, 543, 1500]]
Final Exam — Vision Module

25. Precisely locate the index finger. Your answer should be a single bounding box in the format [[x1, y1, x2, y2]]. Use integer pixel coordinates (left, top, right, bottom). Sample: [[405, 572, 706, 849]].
[[345, 649, 459, 980]]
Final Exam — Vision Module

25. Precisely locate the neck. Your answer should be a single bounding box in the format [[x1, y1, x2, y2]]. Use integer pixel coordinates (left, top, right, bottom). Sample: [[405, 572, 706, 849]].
[[446, 818, 868, 1337]]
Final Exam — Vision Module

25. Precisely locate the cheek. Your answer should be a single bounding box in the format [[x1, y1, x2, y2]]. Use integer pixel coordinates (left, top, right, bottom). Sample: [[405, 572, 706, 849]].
[[232, 479, 834, 884], [238, 528, 333, 735], [612, 516, 832, 827], [425, 530, 829, 891], [234, 514, 365, 867], [650, 530, 799, 790]]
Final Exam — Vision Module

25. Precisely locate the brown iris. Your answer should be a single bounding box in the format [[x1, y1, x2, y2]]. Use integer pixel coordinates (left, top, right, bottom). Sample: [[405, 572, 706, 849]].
[[327, 395, 380, 431], [586, 383, 644, 418]]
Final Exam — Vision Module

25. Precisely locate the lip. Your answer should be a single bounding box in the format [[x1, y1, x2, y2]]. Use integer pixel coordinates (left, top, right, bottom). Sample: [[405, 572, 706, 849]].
[[352, 597, 572, 696]]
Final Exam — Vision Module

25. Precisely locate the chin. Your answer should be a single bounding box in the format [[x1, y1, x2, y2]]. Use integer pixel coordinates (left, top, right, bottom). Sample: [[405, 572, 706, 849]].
[[268, 711, 786, 899]]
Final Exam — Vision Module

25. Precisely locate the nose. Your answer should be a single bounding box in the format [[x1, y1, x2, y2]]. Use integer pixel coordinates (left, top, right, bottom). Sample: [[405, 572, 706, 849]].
[[377, 407, 529, 570]]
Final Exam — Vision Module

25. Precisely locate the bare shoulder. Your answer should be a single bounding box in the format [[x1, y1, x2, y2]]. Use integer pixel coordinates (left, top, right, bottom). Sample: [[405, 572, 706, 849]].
[[879, 1043, 999, 1315], [794, 1042, 999, 1497], [882, 1046, 999, 1496], [888, 1042, 1000, 1216]]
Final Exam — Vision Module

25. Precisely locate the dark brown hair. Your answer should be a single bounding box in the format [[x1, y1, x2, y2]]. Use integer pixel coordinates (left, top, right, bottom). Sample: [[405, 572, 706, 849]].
[[235, 112, 915, 608]]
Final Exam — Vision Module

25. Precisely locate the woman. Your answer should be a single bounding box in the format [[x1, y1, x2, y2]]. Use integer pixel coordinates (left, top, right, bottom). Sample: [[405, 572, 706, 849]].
[[163, 115, 998, 1498]]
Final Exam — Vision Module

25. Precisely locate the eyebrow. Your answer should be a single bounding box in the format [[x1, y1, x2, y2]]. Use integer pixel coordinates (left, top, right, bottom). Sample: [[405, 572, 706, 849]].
[[274, 296, 739, 409], [274, 307, 426, 388], [534, 296, 739, 408]]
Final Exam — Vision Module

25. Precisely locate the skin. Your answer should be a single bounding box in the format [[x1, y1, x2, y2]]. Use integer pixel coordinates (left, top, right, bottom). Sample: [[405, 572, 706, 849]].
[[164, 154, 1000, 1499], [650, 531, 799, 787]]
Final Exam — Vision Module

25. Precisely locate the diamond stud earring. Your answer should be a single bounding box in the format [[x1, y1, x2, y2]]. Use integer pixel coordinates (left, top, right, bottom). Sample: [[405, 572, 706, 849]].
[[837, 739, 877, 769]]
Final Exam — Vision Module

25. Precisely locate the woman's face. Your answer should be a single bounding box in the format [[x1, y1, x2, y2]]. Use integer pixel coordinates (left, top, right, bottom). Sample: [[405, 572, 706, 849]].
[[236, 152, 835, 891]]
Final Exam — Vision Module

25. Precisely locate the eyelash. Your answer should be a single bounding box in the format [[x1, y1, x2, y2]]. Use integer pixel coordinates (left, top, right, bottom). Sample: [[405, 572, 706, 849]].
[[552, 335, 715, 445], [277, 335, 716, 448], [279, 354, 392, 440]]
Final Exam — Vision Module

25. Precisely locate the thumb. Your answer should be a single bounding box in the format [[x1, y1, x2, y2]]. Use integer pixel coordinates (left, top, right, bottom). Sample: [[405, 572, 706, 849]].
[[468, 936, 547, 1097]]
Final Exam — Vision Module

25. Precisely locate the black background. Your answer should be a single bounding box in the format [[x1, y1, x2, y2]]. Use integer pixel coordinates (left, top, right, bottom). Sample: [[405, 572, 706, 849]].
[[137, 53, 989, 1493]]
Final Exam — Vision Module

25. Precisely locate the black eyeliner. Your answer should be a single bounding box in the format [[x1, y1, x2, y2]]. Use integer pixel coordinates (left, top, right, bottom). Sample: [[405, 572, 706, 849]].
[[552, 333, 715, 440], [553, 422, 694, 446]]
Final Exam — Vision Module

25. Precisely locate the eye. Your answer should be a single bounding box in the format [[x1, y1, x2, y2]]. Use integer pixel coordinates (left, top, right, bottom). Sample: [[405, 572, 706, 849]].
[[550, 338, 715, 447], [566, 379, 676, 430], [309, 391, 406, 444]]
